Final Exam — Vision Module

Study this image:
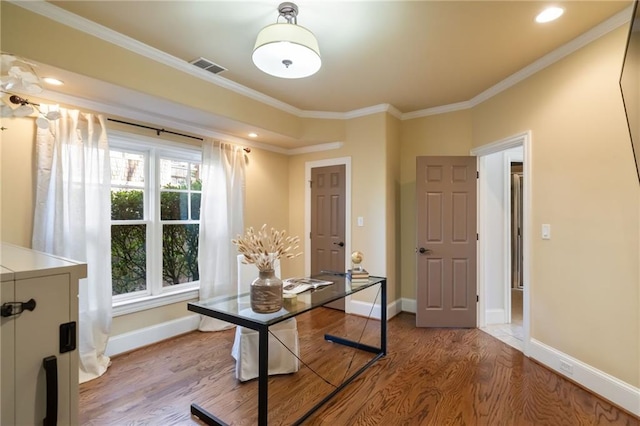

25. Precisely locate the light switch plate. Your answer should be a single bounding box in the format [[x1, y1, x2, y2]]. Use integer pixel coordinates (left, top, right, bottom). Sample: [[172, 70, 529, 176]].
[[542, 224, 551, 240], [357, 216, 364, 227]]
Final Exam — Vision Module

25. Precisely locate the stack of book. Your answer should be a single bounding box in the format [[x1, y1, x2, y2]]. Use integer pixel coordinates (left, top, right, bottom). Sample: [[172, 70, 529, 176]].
[[347, 269, 369, 283]]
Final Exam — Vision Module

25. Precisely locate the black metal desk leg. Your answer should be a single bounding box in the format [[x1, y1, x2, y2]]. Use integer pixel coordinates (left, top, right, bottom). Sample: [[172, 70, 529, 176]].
[[258, 327, 269, 426], [381, 279, 387, 355]]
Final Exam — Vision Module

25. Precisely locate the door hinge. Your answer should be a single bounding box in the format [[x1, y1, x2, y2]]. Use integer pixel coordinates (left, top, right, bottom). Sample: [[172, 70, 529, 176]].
[[309, 232, 312, 239], [476, 233, 479, 241], [477, 295, 479, 302], [309, 180, 313, 188], [476, 171, 479, 178]]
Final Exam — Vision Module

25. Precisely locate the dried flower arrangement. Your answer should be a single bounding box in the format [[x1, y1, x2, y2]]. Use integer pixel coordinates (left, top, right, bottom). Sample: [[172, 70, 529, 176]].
[[232, 224, 302, 272]]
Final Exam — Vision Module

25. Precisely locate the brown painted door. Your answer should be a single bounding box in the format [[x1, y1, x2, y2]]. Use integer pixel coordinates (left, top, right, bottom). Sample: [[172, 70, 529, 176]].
[[311, 165, 346, 310], [416, 156, 477, 327]]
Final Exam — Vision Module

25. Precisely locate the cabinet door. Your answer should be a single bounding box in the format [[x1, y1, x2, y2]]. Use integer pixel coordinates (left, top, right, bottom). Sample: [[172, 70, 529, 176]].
[[15, 274, 71, 425], [1, 279, 16, 425]]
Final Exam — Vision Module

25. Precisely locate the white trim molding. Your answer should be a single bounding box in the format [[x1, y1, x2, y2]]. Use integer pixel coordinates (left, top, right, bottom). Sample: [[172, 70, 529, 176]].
[[386, 298, 403, 319], [472, 131, 532, 355], [11, 1, 633, 122], [400, 6, 633, 120], [105, 314, 200, 357], [350, 300, 382, 320], [349, 298, 401, 321], [401, 298, 417, 314], [529, 339, 640, 417], [485, 309, 507, 325], [288, 142, 344, 156], [112, 289, 198, 317]]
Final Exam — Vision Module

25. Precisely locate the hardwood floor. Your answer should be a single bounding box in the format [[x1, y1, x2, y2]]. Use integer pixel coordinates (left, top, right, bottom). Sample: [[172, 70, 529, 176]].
[[80, 310, 639, 425]]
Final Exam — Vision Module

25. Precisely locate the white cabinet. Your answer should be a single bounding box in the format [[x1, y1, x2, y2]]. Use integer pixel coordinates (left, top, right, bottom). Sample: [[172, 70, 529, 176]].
[[1, 243, 86, 426]]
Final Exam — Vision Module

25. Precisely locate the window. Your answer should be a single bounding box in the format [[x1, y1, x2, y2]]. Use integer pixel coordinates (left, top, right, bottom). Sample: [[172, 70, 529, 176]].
[[109, 133, 202, 312], [111, 150, 147, 296], [158, 158, 201, 287]]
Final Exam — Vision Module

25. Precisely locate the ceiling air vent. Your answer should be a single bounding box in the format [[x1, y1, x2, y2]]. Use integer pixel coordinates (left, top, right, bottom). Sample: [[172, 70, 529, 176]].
[[189, 57, 227, 75]]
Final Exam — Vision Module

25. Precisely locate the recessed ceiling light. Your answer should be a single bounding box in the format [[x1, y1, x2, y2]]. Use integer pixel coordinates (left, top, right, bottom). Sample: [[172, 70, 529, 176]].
[[248, 132, 258, 138], [42, 77, 64, 86], [536, 6, 564, 23]]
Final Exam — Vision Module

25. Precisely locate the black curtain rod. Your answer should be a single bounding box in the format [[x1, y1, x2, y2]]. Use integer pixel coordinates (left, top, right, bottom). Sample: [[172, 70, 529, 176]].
[[107, 118, 251, 152], [107, 118, 203, 141]]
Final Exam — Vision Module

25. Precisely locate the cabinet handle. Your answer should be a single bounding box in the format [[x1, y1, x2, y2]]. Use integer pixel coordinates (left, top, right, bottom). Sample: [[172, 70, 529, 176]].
[[1, 298, 36, 317], [59, 322, 76, 353], [43, 356, 58, 426]]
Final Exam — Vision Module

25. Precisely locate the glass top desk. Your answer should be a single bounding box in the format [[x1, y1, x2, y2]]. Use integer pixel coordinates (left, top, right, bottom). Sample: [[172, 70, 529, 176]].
[[188, 274, 387, 426]]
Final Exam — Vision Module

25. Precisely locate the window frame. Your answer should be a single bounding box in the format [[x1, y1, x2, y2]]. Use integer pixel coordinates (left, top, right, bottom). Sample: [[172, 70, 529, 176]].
[[109, 130, 202, 316]]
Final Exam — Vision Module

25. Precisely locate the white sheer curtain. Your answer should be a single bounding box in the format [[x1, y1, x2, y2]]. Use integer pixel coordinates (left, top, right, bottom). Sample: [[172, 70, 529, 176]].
[[32, 108, 112, 383], [198, 140, 246, 331]]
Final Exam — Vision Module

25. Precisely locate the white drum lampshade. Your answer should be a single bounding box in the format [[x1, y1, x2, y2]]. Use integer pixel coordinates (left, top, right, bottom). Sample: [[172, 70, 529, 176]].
[[252, 2, 321, 79]]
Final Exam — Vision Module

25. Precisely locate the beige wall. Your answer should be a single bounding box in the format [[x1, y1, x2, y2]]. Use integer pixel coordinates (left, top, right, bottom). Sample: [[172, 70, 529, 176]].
[[386, 114, 402, 301], [0, 2, 345, 146], [1, 117, 36, 247], [473, 27, 639, 386], [244, 147, 292, 275], [287, 113, 395, 303], [399, 110, 473, 300], [2, 0, 638, 393], [401, 27, 639, 387]]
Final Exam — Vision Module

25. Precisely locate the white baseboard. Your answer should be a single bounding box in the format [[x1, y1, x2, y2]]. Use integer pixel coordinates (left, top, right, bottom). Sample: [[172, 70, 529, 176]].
[[106, 314, 200, 357], [485, 308, 506, 325], [386, 298, 402, 319], [529, 338, 640, 417], [344, 298, 403, 321], [106, 298, 397, 357], [396, 298, 639, 416], [350, 299, 382, 319], [401, 297, 416, 313]]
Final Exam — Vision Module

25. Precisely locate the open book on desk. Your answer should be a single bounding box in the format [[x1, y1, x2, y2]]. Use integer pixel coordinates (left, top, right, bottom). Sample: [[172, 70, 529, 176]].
[[283, 277, 334, 294]]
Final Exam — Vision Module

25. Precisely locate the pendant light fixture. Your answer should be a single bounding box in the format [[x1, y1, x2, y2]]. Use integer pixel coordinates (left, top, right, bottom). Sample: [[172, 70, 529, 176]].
[[252, 2, 321, 79]]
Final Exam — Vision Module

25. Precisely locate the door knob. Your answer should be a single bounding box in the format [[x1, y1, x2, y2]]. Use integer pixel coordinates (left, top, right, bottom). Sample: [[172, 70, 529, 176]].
[[418, 247, 432, 255], [333, 241, 345, 247]]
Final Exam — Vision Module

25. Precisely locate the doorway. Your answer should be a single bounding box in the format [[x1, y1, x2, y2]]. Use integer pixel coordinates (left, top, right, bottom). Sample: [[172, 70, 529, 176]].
[[304, 157, 352, 311], [472, 132, 530, 355]]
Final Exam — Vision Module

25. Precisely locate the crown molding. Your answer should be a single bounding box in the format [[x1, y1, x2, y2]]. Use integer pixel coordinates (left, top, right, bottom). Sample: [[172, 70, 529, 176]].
[[9, 0, 634, 124], [8, 0, 303, 117], [288, 142, 344, 155], [301, 103, 402, 120], [37, 89, 298, 155], [403, 4, 634, 120], [469, 4, 632, 108], [402, 101, 473, 120]]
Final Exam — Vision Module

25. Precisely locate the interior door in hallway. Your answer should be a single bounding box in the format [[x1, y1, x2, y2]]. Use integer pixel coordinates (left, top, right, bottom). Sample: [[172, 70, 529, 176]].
[[311, 165, 346, 310], [416, 156, 477, 327]]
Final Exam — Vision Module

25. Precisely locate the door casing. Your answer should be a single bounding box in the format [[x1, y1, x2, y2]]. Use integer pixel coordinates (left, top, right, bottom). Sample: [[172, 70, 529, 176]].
[[472, 131, 531, 356], [305, 157, 352, 312]]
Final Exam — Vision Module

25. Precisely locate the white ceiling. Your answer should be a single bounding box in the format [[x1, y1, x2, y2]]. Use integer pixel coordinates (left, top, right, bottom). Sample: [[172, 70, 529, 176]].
[[8, 1, 635, 147]]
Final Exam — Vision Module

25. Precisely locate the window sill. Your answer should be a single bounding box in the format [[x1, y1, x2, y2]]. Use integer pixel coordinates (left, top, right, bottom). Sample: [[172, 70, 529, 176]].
[[112, 287, 199, 317]]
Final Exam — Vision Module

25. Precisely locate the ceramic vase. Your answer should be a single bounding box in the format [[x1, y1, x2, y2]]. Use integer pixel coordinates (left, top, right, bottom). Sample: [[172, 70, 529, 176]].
[[250, 269, 283, 313]]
